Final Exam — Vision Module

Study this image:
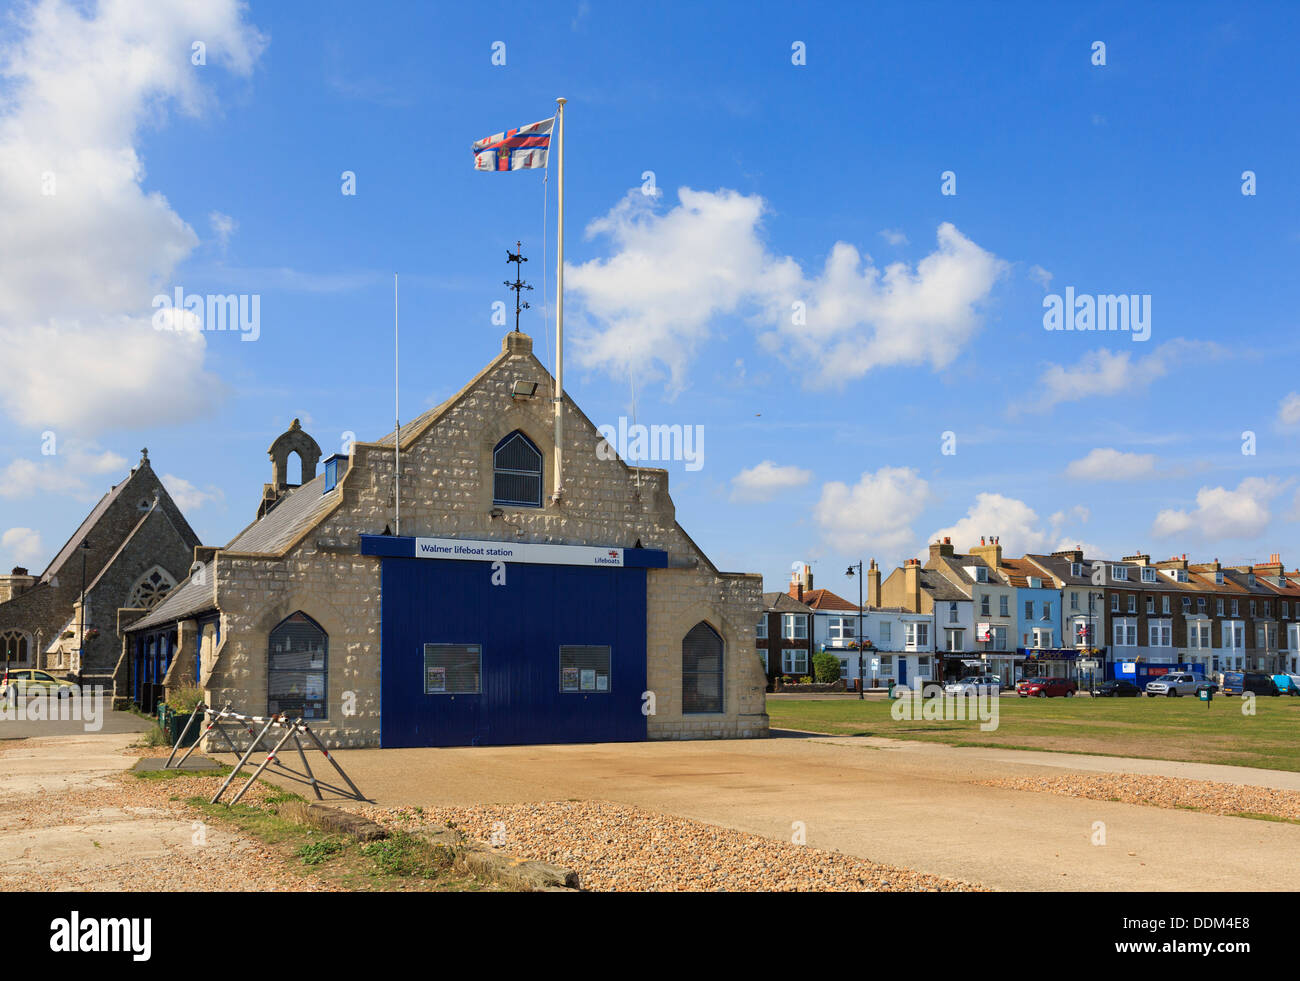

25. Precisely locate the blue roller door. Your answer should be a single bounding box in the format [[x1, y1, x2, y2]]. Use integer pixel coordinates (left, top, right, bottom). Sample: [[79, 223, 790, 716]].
[[378, 555, 649, 747]]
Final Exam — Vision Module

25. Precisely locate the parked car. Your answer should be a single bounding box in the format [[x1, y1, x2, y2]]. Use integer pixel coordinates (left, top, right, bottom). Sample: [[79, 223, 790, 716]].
[[1094, 680, 1141, 697], [1221, 671, 1279, 696], [1, 668, 75, 700], [943, 675, 1001, 696], [1016, 677, 1046, 696], [1144, 672, 1201, 697], [1022, 677, 1078, 698], [1271, 674, 1300, 696]]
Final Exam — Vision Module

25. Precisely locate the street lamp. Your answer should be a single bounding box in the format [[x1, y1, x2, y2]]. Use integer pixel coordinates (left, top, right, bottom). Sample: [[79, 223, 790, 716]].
[[846, 562, 864, 700]]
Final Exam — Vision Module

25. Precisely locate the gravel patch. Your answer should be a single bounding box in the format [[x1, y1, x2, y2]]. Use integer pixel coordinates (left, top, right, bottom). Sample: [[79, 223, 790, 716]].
[[356, 800, 987, 892], [977, 772, 1300, 822]]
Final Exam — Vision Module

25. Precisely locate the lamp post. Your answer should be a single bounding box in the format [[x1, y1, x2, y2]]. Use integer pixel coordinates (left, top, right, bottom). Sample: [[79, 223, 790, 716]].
[[77, 539, 92, 678], [846, 562, 864, 699]]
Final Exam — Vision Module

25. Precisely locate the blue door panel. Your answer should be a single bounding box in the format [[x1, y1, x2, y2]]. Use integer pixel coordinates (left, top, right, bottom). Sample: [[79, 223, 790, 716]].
[[379, 557, 647, 747]]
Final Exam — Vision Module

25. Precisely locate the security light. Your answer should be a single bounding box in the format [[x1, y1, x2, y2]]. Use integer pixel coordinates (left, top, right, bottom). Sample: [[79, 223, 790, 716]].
[[512, 381, 539, 399]]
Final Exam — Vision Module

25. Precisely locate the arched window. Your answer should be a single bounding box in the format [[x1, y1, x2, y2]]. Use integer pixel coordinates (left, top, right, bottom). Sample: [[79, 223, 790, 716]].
[[0, 630, 30, 665], [682, 621, 724, 714], [492, 431, 543, 507], [268, 612, 328, 721], [127, 566, 177, 610]]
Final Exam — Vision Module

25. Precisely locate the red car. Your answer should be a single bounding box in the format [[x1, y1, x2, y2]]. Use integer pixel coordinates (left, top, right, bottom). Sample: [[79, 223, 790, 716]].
[[1020, 677, 1078, 698], [1015, 677, 1044, 696]]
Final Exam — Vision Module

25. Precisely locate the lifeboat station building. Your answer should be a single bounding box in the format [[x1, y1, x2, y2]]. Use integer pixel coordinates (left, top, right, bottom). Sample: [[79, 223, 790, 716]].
[[124, 331, 768, 748]]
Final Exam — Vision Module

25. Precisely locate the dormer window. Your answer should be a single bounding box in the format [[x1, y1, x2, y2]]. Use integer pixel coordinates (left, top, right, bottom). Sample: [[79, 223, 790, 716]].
[[1141, 567, 1156, 583], [1070, 563, 1082, 578], [1215, 571, 1224, 585], [492, 431, 543, 507], [975, 567, 988, 583], [1112, 566, 1128, 581]]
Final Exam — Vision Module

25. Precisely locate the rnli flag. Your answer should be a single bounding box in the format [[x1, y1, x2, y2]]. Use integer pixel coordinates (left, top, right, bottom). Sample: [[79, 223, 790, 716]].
[[472, 117, 553, 172]]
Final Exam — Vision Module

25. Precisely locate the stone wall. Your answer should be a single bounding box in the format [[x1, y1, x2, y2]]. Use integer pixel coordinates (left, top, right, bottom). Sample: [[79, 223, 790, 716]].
[[202, 331, 768, 748]]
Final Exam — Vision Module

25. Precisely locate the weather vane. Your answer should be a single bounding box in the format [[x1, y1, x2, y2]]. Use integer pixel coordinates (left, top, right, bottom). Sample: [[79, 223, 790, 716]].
[[504, 241, 532, 333]]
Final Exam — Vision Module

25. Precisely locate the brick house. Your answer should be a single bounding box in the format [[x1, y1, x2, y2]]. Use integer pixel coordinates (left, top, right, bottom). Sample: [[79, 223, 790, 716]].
[[755, 590, 812, 688]]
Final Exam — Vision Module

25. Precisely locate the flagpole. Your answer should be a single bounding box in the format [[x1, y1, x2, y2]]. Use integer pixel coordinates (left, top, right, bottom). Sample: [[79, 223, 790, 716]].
[[552, 96, 566, 504], [394, 272, 401, 536]]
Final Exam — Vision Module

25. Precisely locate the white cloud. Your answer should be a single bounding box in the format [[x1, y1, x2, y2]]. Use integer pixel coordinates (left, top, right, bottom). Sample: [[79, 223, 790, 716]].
[[0, 527, 44, 568], [1065, 448, 1159, 481], [209, 210, 238, 250], [0, 442, 128, 499], [730, 461, 812, 502], [161, 473, 223, 513], [814, 467, 930, 553], [1026, 340, 1222, 413], [1028, 264, 1053, 290], [1151, 477, 1286, 542], [0, 0, 265, 434], [1278, 392, 1300, 426], [928, 493, 1057, 559], [567, 187, 1007, 390], [879, 228, 908, 246]]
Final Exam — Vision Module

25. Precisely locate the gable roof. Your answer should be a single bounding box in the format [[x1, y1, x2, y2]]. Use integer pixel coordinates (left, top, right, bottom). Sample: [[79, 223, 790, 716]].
[[39, 478, 133, 583], [799, 588, 859, 611], [762, 591, 813, 613], [225, 474, 340, 555]]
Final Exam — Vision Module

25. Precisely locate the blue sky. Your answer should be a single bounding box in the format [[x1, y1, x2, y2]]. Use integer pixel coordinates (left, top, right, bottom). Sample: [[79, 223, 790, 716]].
[[1, 0, 1298, 595]]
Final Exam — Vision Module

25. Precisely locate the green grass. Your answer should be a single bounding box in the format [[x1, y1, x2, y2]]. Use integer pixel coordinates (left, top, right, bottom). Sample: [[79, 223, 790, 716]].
[[132, 764, 236, 781], [767, 694, 1300, 772], [188, 794, 486, 891]]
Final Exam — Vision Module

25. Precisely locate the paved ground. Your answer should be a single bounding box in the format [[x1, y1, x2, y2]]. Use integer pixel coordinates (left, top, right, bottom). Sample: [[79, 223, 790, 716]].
[[0, 701, 152, 739], [238, 730, 1300, 892]]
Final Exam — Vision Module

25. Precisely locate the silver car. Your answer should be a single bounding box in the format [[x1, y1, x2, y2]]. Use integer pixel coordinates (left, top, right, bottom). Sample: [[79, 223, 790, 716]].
[[1144, 672, 1200, 697], [943, 675, 1001, 696]]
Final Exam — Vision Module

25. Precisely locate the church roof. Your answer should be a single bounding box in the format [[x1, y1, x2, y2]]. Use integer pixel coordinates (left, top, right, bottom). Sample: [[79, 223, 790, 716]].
[[39, 477, 133, 584], [129, 570, 215, 632]]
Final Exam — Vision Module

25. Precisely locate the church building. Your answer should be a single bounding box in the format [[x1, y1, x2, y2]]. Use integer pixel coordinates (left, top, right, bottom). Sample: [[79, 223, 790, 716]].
[[126, 330, 768, 747], [0, 450, 200, 692]]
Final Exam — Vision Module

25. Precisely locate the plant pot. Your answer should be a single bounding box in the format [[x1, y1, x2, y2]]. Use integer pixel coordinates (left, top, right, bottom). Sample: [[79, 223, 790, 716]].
[[161, 707, 202, 748]]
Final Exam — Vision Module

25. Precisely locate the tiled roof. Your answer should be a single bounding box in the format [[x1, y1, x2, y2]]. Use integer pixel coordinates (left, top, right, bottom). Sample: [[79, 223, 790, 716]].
[[799, 588, 859, 611], [224, 474, 339, 554]]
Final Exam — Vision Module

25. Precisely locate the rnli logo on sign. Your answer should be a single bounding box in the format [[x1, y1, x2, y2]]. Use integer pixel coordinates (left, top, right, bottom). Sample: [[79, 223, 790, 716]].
[[608, 550, 618, 558]]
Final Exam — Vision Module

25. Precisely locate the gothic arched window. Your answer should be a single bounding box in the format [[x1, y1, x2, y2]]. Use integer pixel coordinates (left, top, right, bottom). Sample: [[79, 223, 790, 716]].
[[682, 621, 724, 714], [268, 612, 328, 721], [0, 630, 31, 665], [492, 431, 543, 507], [127, 567, 177, 610]]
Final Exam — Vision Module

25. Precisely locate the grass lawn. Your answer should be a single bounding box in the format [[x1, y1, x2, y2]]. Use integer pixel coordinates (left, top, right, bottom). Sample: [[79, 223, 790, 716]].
[[767, 693, 1300, 772]]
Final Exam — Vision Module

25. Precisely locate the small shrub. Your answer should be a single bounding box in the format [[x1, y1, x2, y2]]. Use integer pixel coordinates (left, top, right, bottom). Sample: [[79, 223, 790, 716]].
[[296, 836, 346, 866], [812, 652, 842, 684], [166, 685, 205, 714], [361, 832, 452, 878], [142, 725, 168, 748]]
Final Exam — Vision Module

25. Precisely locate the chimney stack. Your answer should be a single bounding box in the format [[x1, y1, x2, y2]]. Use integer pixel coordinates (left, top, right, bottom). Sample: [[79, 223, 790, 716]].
[[867, 559, 881, 607], [789, 562, 813, 602]]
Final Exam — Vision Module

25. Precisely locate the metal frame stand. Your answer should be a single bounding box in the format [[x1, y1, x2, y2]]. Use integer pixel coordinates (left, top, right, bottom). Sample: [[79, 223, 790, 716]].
[[163, 705, 366, 804]]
